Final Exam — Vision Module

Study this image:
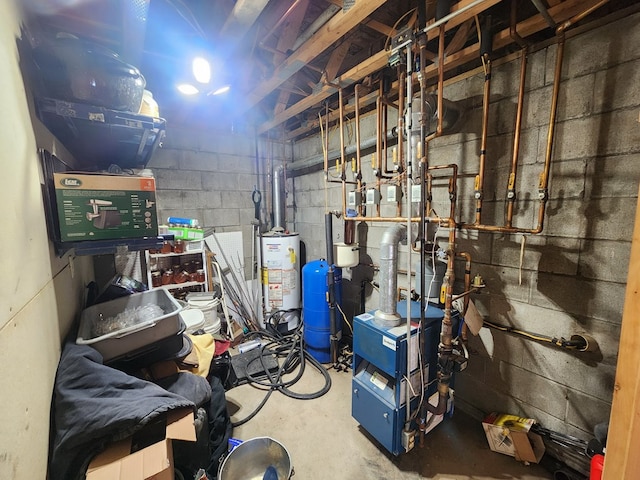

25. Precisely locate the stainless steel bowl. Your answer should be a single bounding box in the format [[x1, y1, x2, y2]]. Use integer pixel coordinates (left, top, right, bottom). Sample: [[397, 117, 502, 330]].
[[219, 437, 292, 480]]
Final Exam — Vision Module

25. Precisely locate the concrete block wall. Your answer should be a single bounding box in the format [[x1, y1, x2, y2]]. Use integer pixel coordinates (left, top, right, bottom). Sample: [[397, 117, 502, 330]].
[[291, 11, 640, 438], [147, 126, 270, 279]]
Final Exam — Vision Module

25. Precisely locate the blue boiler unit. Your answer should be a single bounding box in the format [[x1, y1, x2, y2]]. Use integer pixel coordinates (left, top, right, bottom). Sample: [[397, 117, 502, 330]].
[[351, 302, 444, 455]]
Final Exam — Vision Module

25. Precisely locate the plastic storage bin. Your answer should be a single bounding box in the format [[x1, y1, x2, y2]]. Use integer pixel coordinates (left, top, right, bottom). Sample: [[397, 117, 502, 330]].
[[107, 322, 192, 371], [77, 289, 182, 362]]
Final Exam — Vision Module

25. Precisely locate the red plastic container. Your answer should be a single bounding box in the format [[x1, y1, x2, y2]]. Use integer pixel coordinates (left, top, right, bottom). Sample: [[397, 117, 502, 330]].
[[590, 454, 604, 480]]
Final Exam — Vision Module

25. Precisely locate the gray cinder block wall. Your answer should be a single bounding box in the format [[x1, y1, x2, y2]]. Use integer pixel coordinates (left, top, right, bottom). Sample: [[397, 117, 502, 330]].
[[147, 126, 277, 278], [292, 11, 640, 438]]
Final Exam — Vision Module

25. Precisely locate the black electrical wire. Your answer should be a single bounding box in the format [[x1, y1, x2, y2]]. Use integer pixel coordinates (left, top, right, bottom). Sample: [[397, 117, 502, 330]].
[[231, 309, 332, 427]]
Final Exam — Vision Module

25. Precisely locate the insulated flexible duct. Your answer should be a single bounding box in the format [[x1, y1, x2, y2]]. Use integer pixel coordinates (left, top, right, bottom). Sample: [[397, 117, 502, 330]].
[[374, 224, 407, 327]]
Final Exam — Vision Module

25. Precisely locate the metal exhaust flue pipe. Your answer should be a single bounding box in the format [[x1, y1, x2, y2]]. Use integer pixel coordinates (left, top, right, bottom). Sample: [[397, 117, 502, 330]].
[[374, 224, 407, 328], [272, 165, 286, 230]]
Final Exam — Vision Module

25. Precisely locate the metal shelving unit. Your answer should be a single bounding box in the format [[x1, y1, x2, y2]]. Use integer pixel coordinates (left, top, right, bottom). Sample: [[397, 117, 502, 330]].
[[145, 248, 209, 298]]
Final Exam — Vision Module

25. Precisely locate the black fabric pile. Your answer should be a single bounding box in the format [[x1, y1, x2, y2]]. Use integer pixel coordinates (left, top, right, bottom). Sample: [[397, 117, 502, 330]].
[[49, 341, 231, 480]]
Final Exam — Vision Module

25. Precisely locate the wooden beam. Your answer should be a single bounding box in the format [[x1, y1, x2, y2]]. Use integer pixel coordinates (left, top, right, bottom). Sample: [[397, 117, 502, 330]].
[[258, 50, 388, 133], [422, 0, 603, 79], [254, 0, 498, 133], [363, 18, 395, 36], [273, 0, 310, 65], [274, 90, 292, 115], [445, 19, 474, 55], [324, 39, 352, 81], [274, 0, 596, 139], [603, 188, 640, 479], [241, 0, 388, 113], [221, 0, 269, 37]]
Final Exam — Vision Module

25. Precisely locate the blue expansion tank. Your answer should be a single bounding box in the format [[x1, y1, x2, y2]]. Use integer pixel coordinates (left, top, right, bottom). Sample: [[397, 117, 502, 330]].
[[302, 259, 342, 363]]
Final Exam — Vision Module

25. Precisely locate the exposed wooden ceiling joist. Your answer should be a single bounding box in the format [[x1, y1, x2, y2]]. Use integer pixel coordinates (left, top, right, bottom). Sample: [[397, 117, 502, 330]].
[[221, 0, 270, 38], [257, 0, 504, 134], [275, 0, 603, 139], [240, 0, 388, 114], [323, 39, 352, 82], [272, 0, 310, 66]]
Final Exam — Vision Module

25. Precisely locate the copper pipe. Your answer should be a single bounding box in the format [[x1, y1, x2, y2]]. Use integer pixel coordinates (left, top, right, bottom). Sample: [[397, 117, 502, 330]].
[[474, 54, 491, 225], [426, 172, 433, 217], [345, 215, 453, 225], [437, 24, 445, 137], [397, 67, 406, 173], [556, 0, 609, 33], [383, 99, 391, 174], [506, 46, 528, 228], [354, 84, 364, 216], [339, 88, 347, 216], [424, 24, 447, 144], [376, 91, 382, 174], [456, 252, 472, 342], [323, 102, 329, 176]]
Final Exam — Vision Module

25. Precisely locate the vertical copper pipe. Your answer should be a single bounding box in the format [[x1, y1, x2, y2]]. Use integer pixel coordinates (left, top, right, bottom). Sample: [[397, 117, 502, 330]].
[[355, 84, 363, 216], [339, 88, 347, 216], [534, 35, 564, 233], [376, 89, 382, 173], [505, 46, 527, 228], [437, 24, 445, 137], [397, 67, 406, 173], [474, 54, 491, 225], [383, 99, 389, 173], [457, 252, 472, 342]]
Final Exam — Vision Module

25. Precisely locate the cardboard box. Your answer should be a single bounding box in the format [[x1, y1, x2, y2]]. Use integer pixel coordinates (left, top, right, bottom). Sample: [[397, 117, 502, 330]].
[[159, 225, 204, 241], [86, 409, 196, 480], [54, 172, 158, 241], [482, 412, 545, 464]]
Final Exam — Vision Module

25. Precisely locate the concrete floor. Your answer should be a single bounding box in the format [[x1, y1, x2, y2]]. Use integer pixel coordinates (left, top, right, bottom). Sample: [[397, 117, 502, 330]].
[[225, 361, 553, 480]]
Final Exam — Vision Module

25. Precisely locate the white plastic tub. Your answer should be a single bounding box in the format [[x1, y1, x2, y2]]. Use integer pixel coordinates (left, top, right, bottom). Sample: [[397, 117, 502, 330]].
[[76, 289, 183, 361], [180, 308, 205, 334]]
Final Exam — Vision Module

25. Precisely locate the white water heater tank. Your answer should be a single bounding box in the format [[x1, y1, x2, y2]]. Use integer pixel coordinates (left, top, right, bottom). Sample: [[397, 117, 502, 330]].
[[261, 231, 301, 331]]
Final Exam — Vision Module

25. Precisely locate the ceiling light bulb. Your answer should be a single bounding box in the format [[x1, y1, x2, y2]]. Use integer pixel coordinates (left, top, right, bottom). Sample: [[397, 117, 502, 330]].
[[177, 83, 199, 95], [211, 85, 230, 95], [192, 57, 211, 84]]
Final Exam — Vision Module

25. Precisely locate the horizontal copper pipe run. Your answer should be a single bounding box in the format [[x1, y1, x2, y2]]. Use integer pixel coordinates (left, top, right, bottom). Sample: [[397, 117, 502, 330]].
[[344, 215, 454, 226]]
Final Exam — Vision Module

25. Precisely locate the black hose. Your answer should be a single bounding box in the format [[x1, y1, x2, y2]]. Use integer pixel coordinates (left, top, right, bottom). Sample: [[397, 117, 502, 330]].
[[231, 311, 332, 427]]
